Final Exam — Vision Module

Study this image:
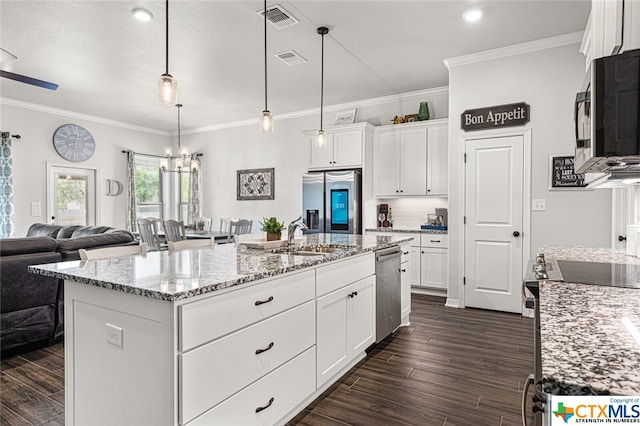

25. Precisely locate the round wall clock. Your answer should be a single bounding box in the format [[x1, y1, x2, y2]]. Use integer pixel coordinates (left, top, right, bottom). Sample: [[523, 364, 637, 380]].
[[53, 124, 96, 162]]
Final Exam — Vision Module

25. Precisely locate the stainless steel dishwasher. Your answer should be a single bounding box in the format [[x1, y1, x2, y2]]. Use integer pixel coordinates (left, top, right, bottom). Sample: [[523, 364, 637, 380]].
[[375, 246, 402, 342]]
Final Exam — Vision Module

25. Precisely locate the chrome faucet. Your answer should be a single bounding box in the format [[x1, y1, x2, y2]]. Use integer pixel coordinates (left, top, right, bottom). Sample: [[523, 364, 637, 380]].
[[288, 216, 308, 245]]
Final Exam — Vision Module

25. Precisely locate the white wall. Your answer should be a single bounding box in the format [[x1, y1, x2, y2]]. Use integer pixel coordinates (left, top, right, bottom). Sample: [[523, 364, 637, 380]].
[[1, 103, 169, 235], [447, 41, 612, 305], [1, 88, 449, 236]]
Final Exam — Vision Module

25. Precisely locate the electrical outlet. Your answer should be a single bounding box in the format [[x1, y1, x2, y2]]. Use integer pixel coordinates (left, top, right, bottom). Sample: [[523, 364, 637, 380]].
[[532, 199, 546, 211], [31, 201, 41, 217], [105, 323, 123, 347]]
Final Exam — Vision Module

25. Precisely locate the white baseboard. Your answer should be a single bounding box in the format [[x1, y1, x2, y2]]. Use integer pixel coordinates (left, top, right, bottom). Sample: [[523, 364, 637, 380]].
[[445, 298, 460, 308]]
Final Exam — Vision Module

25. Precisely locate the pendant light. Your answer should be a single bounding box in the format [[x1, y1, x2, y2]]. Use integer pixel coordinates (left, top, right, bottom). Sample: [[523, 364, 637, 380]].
[[259, 0, 273, 132], [316, 27, 329, 147], [157, 0, 177, 105], [161, 104, 194, 173]]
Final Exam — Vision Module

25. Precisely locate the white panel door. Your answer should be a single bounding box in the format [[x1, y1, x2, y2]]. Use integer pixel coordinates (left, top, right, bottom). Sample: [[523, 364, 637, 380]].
[[346, 276, 375, 355], [399, 127, 427, 195], [464, 135, 524, 313]]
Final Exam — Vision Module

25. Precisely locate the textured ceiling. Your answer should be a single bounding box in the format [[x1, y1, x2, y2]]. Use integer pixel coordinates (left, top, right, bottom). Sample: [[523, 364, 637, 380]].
[[0, 0, 591, 132]]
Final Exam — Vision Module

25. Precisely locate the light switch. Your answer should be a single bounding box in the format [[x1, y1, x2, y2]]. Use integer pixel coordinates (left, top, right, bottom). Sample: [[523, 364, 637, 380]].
[[31, 201, 41, 217], [532, 199, 546, 211]]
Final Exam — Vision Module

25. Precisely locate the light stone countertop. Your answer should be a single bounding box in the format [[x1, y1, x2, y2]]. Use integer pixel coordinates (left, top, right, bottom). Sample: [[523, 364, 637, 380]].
[[365, 227, 448, 234], [539, 245, 640, 395], [29, 233, 412, 302]]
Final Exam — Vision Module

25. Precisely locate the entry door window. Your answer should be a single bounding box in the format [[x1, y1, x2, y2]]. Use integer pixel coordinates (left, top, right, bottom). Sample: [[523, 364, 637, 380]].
[[48, 165, 97, 226]]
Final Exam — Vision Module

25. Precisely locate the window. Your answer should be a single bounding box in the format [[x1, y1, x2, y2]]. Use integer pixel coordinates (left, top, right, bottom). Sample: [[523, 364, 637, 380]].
[[47, 164, 97, 226], [179, 171, 190, 222], [135, 156, 163, 219]]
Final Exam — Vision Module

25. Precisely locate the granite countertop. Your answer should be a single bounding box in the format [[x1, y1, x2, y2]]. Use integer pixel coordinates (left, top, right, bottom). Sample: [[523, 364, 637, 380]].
[[365, 227, 448, 235], [29, 233, 411, 302], [538, 245, 640, 395]]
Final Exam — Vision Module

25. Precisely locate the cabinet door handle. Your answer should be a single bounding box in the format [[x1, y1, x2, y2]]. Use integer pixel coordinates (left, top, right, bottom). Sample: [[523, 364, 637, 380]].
[[400, 189, 403, 193], [421, 251, 425, 254], [395, 190, 399, 193], [619, 235, 627, 242], [353, 291, 358, 296], [427, 189, 431, 192], [430, 240, 441, 243], [254, 296, 274, 306], [401, 268, 406, 272], [255, 397, 275, 413], [403, 251, 409, 255], [348, 291, 359, 298], [255, 342, 274, 355]]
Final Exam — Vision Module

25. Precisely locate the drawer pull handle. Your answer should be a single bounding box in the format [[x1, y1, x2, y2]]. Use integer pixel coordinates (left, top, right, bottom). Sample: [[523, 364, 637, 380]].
[[348, 291, 358, 298], [255, 397, 275, 413], [430, 240, 441, 243], [401, 268, 406, 272], [254, 296, 274, 306], [403, 251, 409, 255], [255, 342, 274, 355]]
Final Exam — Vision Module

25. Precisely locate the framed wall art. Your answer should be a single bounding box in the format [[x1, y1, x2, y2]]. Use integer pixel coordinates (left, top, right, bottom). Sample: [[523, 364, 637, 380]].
[[237, 168, 275, 200], [549, 154, 588, 190], [333, 108, 357, 126]]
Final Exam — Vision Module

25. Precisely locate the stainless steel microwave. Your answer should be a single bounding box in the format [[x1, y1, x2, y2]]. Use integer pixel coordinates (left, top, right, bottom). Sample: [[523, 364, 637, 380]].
[[574, 48, 640, 174]]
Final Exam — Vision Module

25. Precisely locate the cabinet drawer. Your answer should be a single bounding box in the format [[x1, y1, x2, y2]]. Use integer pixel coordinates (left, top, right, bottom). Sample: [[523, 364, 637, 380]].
[[421, 234, 448, 248], [187, 347, 316, 426], [180, 301, 315, 424], [316, 253, 374, 297], [179, 269, 315, 351], [401, 243, 411, 264]]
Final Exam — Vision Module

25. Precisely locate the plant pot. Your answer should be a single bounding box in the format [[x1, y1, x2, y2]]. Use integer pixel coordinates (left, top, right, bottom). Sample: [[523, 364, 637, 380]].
[[266, 232, 281, 241]]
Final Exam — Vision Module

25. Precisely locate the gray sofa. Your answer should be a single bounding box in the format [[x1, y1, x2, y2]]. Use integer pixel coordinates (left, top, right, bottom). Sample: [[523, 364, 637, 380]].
[[0, 223, 136, 358]]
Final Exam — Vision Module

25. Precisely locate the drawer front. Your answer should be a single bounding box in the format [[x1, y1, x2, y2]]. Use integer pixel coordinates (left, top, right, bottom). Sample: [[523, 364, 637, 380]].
[[421, 234, 448, 248], [404, 233, 422, 247], [180, 301, 315, 424], [179, 269, 315, 351], [187, 347, 316, 426], [316, 253, 374, 297], [401, 243, 411, 264]]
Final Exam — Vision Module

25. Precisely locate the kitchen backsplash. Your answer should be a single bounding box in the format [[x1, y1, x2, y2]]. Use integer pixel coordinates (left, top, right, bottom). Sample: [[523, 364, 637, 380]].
[[379, 197, 448, 229]]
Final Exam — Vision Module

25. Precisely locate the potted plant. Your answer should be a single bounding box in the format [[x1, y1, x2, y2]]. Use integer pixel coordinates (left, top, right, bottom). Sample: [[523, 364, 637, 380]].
[[260, 217, 285, 241]]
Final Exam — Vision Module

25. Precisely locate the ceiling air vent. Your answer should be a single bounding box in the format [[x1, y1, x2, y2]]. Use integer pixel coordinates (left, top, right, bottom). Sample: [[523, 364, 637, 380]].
[[275, 50, 307, 66], [257, 4, 299, 29]]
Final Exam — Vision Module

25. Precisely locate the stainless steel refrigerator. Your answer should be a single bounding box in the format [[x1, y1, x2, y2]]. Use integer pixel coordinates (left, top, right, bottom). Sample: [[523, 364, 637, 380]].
[[302, 169, 362, 234]]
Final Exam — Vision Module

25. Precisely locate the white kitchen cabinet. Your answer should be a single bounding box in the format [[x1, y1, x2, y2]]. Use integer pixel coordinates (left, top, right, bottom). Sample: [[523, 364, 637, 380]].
[[374, 119, 448, 197], [316, 275, 375, 387], [400, 243, 411, 323], [417, 235, 448, 290], [307, 122, 374, 170]]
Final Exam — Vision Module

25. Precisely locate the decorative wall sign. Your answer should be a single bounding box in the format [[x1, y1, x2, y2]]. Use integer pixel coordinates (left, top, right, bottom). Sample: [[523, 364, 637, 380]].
[[333, 108, 357, 125], [461, 102, 530, 131], [237, 168, 275, 200], [106, 179, 123, 196], [550, 155, 587, 189]]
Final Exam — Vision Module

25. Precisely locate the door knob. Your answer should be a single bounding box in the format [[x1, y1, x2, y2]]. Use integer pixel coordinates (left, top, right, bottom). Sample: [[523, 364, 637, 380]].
[[513, 231, 520, 237]]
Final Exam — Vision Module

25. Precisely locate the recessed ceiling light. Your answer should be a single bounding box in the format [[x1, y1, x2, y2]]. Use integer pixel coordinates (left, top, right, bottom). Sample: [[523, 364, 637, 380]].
[[131, 8, 154, 22], [463, 9, 483, 23]]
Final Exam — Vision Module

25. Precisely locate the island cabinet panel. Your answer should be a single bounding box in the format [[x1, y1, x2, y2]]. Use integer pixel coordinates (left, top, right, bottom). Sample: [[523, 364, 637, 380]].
[[316, 275, 375, 387], [400, 242, 411, 322], [188, 347, 316, 426], [179, 269, 315, 351], [316, 252, 375, 297], [180, 301, 315, 425]]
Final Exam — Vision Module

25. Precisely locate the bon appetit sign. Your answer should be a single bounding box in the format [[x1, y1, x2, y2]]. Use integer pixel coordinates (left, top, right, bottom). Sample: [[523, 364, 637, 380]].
[[461, 102, 530, 131]]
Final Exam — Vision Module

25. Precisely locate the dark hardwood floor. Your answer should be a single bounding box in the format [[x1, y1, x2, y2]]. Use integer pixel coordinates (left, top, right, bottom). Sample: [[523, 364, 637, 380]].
[[1, 294, 534, 426]]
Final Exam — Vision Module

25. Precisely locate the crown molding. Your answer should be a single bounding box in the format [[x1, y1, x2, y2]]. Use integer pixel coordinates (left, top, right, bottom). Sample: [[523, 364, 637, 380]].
[[443, 31, 584, 70], [183, 86, 450, 135], [0, 97, 170, 136]]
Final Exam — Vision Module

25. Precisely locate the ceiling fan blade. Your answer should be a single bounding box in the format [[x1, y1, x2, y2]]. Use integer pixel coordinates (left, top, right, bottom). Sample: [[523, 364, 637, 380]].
[[0, 70, 58, 90]]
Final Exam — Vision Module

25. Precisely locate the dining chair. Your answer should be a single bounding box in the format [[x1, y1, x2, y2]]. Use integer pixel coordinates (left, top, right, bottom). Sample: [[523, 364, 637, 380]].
[[163, 220, 187, 242], [168, 238, 215, 251], [219, 217, 239, 234], [233, 233, 264, 244], [199, 217, 213, 232], [136, 218, 164, 251], [79, 243, 148, 260], [228, 219, 253, 243]]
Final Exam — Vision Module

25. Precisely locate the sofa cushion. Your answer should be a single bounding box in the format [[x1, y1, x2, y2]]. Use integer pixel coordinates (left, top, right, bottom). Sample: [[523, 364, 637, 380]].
[[26, 223, 62, 238], [56, 232, 136, 261], [70, 225, 114, 237], [1, 305, 57, 354], [57, 225, 82, 239], [0, 237, 58, 256]]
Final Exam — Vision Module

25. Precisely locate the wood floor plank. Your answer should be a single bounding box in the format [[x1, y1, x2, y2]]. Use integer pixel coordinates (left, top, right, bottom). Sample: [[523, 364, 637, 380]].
[[0, 375, 64, 425], [18, 350, 64, 373], [1, 357, 64, 396], [0, 404, 31, 426]]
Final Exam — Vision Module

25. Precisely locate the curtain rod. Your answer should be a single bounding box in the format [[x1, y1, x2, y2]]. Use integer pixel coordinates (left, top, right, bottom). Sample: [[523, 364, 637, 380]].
[[121, 149, 203, 159]]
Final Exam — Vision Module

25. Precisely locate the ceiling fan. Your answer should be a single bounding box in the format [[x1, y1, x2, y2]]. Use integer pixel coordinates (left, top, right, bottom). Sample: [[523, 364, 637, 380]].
[[0, 48, 58, 90]]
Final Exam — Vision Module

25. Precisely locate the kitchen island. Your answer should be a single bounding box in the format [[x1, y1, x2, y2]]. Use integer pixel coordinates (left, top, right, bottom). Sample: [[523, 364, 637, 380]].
[[29, 233, 411, 426], [538, 246, 640, 396]]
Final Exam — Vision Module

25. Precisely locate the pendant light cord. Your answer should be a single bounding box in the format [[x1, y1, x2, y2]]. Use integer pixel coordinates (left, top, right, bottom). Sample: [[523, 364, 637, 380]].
[[165, 0, 169, 74], [177, 103, 182, 152], [264, 0, 268, 111], [320, 30, 325, 131]]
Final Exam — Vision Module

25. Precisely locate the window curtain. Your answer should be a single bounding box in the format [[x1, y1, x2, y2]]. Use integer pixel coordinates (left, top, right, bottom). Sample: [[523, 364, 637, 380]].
[[126, 151, 137, 232], [187, 155, 202, 225], [0, 136, 14, 238]]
